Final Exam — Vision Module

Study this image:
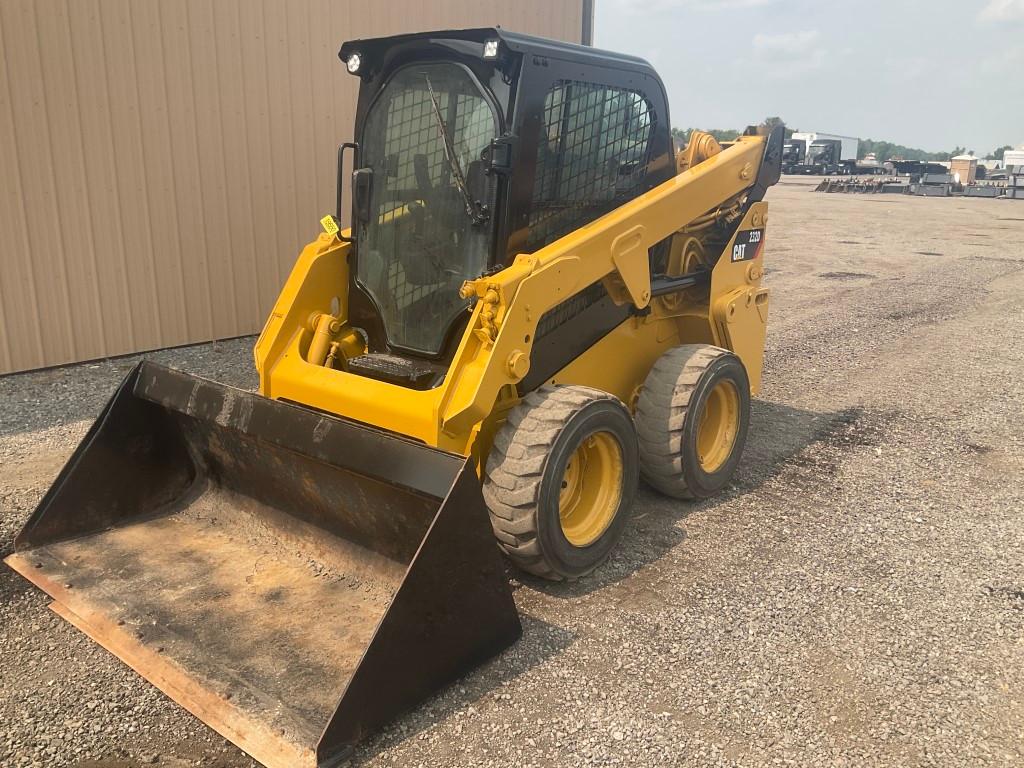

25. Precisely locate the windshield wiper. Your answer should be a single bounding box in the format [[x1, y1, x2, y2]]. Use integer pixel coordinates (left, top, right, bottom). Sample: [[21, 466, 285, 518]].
[[423, 75, 489, 226]]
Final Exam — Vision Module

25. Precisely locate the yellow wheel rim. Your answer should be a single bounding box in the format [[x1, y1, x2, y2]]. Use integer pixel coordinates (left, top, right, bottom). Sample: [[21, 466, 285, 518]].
[[558, 431, 623, 547], [696, 379, 740, 473]]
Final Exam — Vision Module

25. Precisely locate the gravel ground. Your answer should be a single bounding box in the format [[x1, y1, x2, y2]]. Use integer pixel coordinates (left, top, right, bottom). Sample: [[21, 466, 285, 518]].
[[2, 178, 1023, 767]]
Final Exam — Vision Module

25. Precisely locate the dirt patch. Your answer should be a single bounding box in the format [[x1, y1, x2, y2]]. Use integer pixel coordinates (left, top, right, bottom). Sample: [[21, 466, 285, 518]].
[[818, 271, 873, 280], [0, 452, 69, 493], [971, 254, 1024, 263], [983, 584, 1024, 609]]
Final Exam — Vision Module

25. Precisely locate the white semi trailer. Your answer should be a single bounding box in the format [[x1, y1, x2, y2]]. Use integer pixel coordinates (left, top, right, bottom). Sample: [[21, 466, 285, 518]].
[[1004, 149, 1024, 173]]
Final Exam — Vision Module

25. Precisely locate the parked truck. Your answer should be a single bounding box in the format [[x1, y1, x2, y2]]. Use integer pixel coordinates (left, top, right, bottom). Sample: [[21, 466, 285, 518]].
[[787, 132, 860, 175], [781, 137, 806, 173]]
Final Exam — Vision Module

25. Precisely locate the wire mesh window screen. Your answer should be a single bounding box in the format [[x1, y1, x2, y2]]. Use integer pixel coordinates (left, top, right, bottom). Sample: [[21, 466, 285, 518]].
[[527, 81, 655, 251], [377, 85, 493, 316], [359, 63, 496, 353], [382, 89, 494, 219]]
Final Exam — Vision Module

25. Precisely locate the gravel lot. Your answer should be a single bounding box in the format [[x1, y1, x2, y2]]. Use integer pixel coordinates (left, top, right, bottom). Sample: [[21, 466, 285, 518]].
[[2, 178, 1023, 767]]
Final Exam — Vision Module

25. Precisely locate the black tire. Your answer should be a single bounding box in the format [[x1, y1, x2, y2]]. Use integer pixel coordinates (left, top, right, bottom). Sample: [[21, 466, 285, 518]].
[[483, 385, 639, 581], [636, 345, 750, 499]]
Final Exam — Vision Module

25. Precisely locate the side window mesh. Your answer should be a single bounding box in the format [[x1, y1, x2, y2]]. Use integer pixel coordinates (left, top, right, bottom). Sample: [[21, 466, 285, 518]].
[[527, 81, 655, 251]]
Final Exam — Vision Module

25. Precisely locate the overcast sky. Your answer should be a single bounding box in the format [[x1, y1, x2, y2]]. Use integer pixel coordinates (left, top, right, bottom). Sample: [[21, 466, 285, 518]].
[[595, 0, 1023, 155]]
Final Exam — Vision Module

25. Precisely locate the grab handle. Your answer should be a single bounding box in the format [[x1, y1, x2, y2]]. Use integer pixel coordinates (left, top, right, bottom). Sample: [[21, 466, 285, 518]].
[[335, 142, 359, 242]]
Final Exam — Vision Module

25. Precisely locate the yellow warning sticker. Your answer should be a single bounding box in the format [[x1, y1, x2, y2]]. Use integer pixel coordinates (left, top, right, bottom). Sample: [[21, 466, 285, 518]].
[[320, 215, 339, 237]]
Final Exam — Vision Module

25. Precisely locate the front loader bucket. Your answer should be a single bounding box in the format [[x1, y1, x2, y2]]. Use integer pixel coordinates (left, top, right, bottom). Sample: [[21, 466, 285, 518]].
[[5, 361, 521, 768]]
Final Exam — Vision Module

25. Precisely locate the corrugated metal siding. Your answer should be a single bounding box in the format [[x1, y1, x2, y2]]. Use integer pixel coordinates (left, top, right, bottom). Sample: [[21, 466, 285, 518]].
[[0, 0, 584, 374]]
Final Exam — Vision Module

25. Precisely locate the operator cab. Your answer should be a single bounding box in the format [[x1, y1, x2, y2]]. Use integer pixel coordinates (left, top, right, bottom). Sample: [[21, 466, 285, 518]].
[[335, 29, 675, 384]]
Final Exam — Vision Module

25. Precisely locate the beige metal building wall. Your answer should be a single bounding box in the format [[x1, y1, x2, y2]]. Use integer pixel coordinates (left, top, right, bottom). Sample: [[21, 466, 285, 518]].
[[0, 0, 587, 374]]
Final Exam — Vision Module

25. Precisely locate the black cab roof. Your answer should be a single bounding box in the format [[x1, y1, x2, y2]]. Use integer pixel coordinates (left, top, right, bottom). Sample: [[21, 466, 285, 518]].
[[338, 27, 657, 79]]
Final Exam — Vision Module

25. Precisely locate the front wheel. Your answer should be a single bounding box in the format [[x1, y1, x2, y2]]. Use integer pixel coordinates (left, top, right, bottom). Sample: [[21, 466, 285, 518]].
[[483, 386, 639, 581]]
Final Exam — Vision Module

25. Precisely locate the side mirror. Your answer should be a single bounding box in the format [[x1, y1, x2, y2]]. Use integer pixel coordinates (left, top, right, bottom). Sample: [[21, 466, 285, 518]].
[[352, 168, 373, 225]]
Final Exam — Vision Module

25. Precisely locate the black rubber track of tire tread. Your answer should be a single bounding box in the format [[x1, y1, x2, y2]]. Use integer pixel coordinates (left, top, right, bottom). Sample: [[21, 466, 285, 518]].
[[483, 384, 620, 580], [635, 344, 732, 498]]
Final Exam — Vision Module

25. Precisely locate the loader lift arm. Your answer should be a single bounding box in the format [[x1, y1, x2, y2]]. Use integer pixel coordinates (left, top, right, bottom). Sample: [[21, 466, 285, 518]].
[[442, 131, 775, 434]]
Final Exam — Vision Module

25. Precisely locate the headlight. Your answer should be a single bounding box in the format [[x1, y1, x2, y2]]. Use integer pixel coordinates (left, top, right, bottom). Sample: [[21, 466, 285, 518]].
[[483, 39, 499, 59], [346, 53, 361, 74]]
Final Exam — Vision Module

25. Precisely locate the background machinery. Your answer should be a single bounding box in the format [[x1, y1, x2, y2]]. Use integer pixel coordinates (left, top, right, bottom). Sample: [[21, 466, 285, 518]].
[[782, 135, 806, 173], [6, 28, 782, 768], [786, 131, 860, 175]]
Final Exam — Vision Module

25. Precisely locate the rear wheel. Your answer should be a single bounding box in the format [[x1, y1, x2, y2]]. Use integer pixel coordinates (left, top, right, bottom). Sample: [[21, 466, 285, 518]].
[[483, 386, 639, 580], [636, 345, 750, 499]]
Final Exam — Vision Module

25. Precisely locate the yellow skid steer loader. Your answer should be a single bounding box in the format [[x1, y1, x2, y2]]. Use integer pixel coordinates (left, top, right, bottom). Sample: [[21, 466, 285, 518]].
[[6, 28, 782, 768]]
